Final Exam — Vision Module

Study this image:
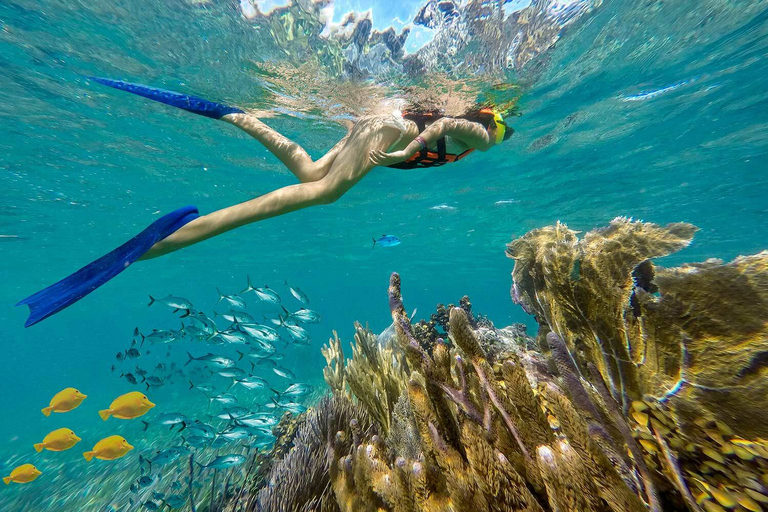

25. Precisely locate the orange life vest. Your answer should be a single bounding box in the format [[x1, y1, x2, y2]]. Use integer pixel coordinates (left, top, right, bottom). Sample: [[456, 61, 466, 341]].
[[386, 110, 492, 169]]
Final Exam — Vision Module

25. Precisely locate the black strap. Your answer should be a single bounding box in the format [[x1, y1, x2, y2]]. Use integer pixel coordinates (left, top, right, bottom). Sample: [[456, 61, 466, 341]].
[[436, 137, 446, 161]]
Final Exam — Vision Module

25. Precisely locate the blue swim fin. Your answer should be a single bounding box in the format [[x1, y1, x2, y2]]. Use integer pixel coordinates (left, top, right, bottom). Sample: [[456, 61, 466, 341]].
[[87, 77, 244, 120], [16, 206, 199, 327]]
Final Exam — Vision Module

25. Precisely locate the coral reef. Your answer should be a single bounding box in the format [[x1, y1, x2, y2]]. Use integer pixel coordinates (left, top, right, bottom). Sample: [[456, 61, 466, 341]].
[[231, 218, 767, 512], [507, 217, 768, 512], [235, 394, 374, 512], [321, 322, 410, 435]]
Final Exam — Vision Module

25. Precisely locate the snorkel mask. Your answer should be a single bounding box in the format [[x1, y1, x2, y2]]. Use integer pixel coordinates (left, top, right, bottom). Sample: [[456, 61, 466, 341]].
[[492, 111, 514, 144]]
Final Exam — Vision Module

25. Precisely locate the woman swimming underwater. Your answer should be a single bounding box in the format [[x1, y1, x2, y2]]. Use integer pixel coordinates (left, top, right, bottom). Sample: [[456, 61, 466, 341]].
[[17, 78, 514, 326]]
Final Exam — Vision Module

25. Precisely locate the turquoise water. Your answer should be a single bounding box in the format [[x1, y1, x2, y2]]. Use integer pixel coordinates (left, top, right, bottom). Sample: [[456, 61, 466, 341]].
[[1, 0, 766, 509]]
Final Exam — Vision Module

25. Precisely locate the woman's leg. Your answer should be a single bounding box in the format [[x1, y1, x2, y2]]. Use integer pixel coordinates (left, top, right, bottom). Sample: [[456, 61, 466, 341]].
[[142, 117, 402, 260], [221, 113, 348, 183]]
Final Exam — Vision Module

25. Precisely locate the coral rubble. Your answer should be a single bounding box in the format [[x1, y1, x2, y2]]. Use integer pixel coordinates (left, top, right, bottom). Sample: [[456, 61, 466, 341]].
[[232, 218, 767, 512]]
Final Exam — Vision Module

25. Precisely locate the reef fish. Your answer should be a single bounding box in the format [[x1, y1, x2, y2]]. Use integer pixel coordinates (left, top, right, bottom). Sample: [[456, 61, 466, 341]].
[[42, 387, 87, 416], [218, 426, 250, 441], [254, 286, 280, 304], [274, 383, 313, 398], [231, 376, 268, 390], [83, 435, 134, 461], [283, 307, 321, 324], [3, 464, 41, 485], [284, 280, 309, 304], [143, 376, 164, 390], [238, 323, 280, 344], [216, 406, 250, 420], [121, 372, 139, 385], [34, 428, 81, 452], [215, 310, 255, 324], [99, 391, 156, 420], [372, 234, 401, 247], [214, 329, 248, 345], [140, 329, 177, 345], [282, 323, 310, 344], [186, 352, 235, 369], [140, 448, 184, 472], [197, 454, 246, 470], [216, 288, 246, 311], [148, 295, 192, 312], [142, 412, 187, 431], [273, 366, 296, 380], [125, 348, 141, 359]]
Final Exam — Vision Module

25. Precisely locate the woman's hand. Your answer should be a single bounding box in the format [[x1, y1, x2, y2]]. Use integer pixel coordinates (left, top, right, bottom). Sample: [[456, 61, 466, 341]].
[[369, 149, 409, 167]]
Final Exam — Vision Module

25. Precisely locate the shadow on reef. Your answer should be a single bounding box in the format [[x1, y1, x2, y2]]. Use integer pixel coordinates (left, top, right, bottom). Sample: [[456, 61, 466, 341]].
[[225, 217, 768, 512]]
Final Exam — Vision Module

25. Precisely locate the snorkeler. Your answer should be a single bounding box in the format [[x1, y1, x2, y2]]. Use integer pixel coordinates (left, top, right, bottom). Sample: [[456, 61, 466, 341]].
[[17, 78, 514, 326]]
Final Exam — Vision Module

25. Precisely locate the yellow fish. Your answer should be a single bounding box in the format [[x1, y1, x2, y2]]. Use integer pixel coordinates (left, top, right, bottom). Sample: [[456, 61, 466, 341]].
[[34, 428, 82, 453], [3, 463, 41, 485], [83, 435, 134, 461], [98, 391, 155, 420], [41, 387, 87, 416]]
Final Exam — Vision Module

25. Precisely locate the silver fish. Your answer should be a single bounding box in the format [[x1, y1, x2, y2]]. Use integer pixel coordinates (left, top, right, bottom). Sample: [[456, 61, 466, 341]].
[[273, 366, 296, 380], [186, 352, 235, 369], [211, 393, 238, 405], [189, 381, 216, 393], [284, 280, 309, 304], [254, 285, 280, 304], [214, 367, 246, 379], [185, 435, 212, 448], [140, 329, 177, 345], [278, 401, 308, 414], [214, 329, 248, 345], [276, 383, 313, 397], [184, 421, 216, 439], [188, 312, 217, 335], [238, 323, 281, 344], [231, 376, 268, 390], [235, 413, 278, 428], [215, 310, 255, 324], [215, 406, 250, 419], [283, 306, 321, 324], [218, 427, 251, 441], [142, 413, 187, 431], [197, 454, 246, 470], [216, 288, 247, 311], [283, 324, 310, 344], [148, 295, 193, 312]]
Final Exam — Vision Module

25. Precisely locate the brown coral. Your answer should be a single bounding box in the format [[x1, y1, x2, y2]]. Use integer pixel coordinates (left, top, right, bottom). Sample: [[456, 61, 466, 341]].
[[230, 218, 767, 512], [507, 217, 768, 512]]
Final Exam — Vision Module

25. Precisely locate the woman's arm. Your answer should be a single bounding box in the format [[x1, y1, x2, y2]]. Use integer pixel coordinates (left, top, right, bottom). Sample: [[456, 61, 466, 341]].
[[369, 117, 493, 167]]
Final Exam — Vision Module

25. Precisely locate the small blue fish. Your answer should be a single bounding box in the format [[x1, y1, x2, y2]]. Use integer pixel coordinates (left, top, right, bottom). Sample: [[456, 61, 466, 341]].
[[372, 235, 401, 248]]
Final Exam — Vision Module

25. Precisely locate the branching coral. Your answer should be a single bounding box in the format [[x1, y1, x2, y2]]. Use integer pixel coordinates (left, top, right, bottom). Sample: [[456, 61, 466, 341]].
[[507, 217, 768, 512], [322, 322, 410, 435], [239, 395, 374, 512], [231, 218, 766, 512]]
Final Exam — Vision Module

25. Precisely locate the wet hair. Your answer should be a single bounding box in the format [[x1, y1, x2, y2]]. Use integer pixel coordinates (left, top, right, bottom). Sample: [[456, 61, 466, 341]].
[[460, 108, 514, 141]]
